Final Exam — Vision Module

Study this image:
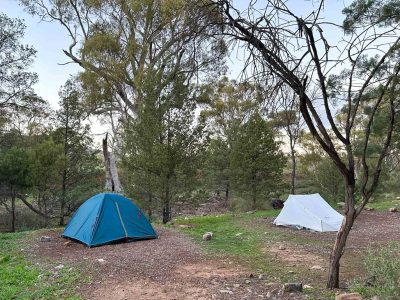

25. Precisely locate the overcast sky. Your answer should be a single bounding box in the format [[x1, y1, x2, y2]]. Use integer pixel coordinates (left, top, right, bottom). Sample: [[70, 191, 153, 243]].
[[2, 0, 350, 109]]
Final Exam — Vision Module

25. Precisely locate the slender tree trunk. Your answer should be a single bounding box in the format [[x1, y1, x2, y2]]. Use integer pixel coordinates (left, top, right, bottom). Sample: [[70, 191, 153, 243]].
[[327, 183, 356, 288], [148, 192, 153, 220], [59, 170, 67, 226], [162, 175, 171, 224], [225, 182, 229, 205], [290, 147, 296, 194], [11, 188, 16, 233]]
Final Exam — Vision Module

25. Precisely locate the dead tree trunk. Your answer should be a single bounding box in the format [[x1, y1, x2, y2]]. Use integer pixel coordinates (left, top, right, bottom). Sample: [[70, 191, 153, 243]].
[[103, 134, 123, 193]]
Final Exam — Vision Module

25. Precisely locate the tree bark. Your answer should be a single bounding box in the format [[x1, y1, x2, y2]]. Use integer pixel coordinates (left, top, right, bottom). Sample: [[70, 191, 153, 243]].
[[148, 192, 153, 220], [162, 173, 172, 223], [290, 148, 296, 194], [327, 183, 356, 288], [59, 169, 67, 226], [103, 134, 123, 193], [225, 182, 229, 205]]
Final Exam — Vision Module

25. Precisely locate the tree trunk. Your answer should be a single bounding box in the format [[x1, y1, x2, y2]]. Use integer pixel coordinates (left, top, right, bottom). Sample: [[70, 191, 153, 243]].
[[103, 134, 123, 193], [59, 170, 67, 226], [290, 148, 296, 194], [225, 182, 229, 205], [327, 183, 356, 289], [148, 192, 153, 220], [11, 188, 16, 233], [162, 175, 171, 224]]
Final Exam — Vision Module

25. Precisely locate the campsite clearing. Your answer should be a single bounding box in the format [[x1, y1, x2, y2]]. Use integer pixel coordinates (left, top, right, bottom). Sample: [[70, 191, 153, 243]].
[[1, 209, 400, 299]]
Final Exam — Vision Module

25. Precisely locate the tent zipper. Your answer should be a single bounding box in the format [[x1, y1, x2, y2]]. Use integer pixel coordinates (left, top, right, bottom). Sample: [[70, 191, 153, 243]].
[[115, 202, 128, 238]]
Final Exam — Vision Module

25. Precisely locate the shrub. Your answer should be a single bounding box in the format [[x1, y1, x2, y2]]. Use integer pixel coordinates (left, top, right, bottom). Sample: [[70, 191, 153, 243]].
[[352, 242, 400, 299]]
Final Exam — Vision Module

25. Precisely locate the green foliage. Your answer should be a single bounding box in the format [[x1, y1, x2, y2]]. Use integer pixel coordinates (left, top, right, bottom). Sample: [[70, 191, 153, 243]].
[[230, 114, 286, 209], [0, 232, 82, 300], [122, 73, 205, 221], [352, 243, 400, 299], [0, 13, 37, 110], [0, 148, 32, 189]]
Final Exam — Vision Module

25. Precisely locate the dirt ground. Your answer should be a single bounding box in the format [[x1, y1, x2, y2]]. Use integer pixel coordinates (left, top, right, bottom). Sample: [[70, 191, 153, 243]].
[[23, 210, 400, 300]]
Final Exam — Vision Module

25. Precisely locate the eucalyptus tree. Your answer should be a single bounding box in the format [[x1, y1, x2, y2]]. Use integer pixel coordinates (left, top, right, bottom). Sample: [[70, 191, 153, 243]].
[[0, 13, 37, 111], [211, 0, 400, 288], [21, 0, 227, 194]]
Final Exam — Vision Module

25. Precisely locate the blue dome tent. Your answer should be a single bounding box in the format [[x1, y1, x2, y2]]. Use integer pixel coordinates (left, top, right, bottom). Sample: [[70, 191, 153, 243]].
[[62, 193, 157, 247]]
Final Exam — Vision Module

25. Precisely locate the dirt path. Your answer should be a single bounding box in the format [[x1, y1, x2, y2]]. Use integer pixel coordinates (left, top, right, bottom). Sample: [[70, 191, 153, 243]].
[[25, 228, 304, 300]]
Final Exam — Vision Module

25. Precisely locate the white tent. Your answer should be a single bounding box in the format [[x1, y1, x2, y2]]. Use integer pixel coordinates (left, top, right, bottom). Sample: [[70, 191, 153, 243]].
[[273, 193, 344, 232]]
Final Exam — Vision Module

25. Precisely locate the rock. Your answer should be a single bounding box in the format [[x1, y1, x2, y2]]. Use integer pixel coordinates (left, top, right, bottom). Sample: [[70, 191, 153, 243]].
[[258, 274, 264, 279], [283, 283, 303, 293], [54, 264, 64, 270], [63, 241, 72, 246], [365, 207, 375, 211], [202, 232, 213, 241], [335, 293, 362, 300], [219, 289, 233, 294], [246, 210, 256, 214], [310, 265, 324, 271], [245, 279, 251, 284], [233, 284, 240, 288], [396, 196, 400, 200], [278, 245, 286, 250], [303, 284, 312, 289], [389, 207, 398, 212], [288, 270, 295, 274], [97, 258, 105, 263], [178, 224, 190, 229], [337, 202, 346, 208], [40, 236, 51, 242]]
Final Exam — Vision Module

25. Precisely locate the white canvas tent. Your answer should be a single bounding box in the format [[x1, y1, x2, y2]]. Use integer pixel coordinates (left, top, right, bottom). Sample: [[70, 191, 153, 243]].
[[273, 193, 344, 232]]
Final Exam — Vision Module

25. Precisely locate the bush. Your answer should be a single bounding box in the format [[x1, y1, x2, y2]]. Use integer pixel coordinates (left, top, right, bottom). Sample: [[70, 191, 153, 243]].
[[352, 242, 400, 299]]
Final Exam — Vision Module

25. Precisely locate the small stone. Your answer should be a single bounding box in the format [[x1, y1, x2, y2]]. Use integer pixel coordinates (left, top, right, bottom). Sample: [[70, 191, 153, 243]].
[[258, 274, 264, 279], [219, 289, 233, 294], [288, 270, 295, 274], [246, 210, 256, 214], [178, 224, 190, 228], [365, 207, 375, 211], [233, 284, 240, 288], [202, 232, 213, 241], [40, 236, 51, 242], [283, 283, 302, 293], [303, 284, 312, 289], [54, 264, 64, 270], [310, 265, 324, 271], [335, 293, 362, 300], [97, 258, 105, 263], [278, 245, 286, 250], [245, 279, 251, 284], [389, 207, 398, 212], [64, 241, 72, 246]]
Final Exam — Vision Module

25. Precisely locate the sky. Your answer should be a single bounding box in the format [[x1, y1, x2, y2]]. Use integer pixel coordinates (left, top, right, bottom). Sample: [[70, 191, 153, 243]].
[[1, 0, 349, 109]]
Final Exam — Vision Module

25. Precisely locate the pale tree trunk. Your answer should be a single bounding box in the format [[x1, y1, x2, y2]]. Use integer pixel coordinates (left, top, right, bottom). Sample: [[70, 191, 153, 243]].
[[327, 182, 356, 288], [103, 135, 123, 193]]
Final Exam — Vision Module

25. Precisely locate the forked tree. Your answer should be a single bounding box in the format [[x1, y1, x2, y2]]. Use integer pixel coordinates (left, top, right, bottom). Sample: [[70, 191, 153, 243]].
[[210, 0, 400, 288]]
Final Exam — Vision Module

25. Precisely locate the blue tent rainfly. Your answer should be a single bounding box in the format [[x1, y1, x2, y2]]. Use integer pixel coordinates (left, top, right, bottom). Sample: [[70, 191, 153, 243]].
[[62, 193, 157, 247]]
